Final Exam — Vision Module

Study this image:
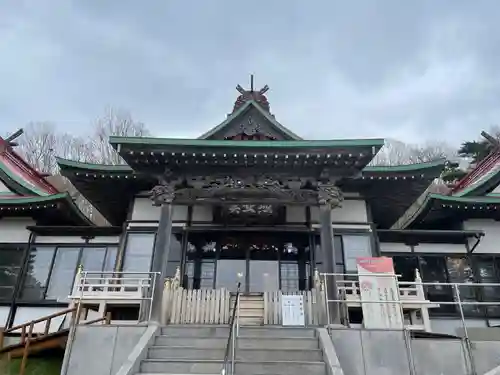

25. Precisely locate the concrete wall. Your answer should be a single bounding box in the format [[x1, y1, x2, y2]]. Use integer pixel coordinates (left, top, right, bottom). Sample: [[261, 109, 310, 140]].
[[329, 327, 500, 375], [64, 325, 146, 375], [413, 243, 467, 253], [130, 197, 188, 223], [464, 219, 500, 254], [35, 235, 120, 244], [380, 242, 411, 253], [0, 218, 35, 242], [311, 200, 368, 224]]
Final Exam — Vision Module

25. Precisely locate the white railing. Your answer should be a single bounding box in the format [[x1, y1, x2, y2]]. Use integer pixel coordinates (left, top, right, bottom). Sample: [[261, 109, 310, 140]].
[[330, 270, 435, 331], [68, 270, 159, 322]]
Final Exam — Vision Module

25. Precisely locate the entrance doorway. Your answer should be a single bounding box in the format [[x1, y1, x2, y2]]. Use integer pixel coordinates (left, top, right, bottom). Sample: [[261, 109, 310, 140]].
[[184, 231, 311, 293]]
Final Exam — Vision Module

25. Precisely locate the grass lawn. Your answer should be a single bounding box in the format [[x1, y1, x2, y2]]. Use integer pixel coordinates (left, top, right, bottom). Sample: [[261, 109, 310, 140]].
[[0, 356, 62, 375]]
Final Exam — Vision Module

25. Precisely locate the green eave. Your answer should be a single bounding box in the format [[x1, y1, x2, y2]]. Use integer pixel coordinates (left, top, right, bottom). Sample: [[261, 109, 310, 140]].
[[363, 159, 446, 174], [56, 157, 154, 226], [338, 160, 446, 229], [110, 136, 385, 171], [392, 194, 500, 230], [110, 136, 385, 149], [0, 192, 93, 226], [0, 159, 51, 196]]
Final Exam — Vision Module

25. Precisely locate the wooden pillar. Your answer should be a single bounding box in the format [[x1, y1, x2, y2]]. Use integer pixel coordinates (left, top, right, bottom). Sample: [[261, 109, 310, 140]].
[[149, 181, 175, 324], [317, 181, 343, 325]]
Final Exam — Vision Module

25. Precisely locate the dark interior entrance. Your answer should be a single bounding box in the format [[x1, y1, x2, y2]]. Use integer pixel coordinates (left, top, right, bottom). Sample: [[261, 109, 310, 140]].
[[184, 231, 312, 293]]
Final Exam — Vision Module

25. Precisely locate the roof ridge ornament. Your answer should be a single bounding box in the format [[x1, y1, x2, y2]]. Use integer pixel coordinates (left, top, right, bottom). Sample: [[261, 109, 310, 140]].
[[233, 75, 271, 113]]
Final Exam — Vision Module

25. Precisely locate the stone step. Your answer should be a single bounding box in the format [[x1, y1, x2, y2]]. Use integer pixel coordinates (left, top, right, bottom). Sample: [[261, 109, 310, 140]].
[[236, 348, 323, 362], [140, 359, 223, 374], [235, 360, 326, 375], [148, 347, 225, 360], [160, 325, 317, 338], [154, 336, 227, 348], [238, 337, 319, 349], [147, 346, 322, 362], [140, 359, 326, 375]]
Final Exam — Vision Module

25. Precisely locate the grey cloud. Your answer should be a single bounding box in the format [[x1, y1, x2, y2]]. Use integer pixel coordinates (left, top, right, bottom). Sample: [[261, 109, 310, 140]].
[[0, 0, 500, 146]]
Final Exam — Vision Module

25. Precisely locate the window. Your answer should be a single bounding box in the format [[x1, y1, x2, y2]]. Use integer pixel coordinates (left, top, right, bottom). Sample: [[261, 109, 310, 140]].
[[122, 233, 156, 272], [21, 247, 55, 300], [280, 263, 299, 291], [314, 235, 344, 273], [0, 246, 24, 300], [45, 248, 80, 301], [20, 245, 118, 301], [343, 235, 372, 272], [388, 254, 480, 316], [475, 256, 500, 317], [166, 233, 183, 279]]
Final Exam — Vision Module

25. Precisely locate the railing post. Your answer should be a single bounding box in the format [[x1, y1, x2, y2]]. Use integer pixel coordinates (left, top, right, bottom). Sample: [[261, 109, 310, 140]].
[[0, 328, 4, 349], [414, 269, 431, 332], [454, 283, 477, 375]]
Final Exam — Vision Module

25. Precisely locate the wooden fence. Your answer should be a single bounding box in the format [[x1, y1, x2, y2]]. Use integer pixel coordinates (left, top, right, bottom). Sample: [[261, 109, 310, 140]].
[[263, 289, 327, 326], [162, 288, 231, 325]]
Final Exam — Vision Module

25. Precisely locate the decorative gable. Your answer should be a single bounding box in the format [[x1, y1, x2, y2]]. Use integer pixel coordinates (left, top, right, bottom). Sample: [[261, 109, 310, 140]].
[[198, 77, 302, 141]]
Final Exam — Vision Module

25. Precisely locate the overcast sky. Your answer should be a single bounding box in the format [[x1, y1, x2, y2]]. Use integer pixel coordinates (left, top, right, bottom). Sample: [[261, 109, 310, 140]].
[[1, 1, 499, 146]]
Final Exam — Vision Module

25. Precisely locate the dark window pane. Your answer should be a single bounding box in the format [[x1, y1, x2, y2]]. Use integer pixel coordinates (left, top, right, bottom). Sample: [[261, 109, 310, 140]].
[[343, 235, 372, 272], [392, 256, 419, 282], [314, 235, 343, 266], [475, 256, 500, 316], [446, 257, 479, 316], [0, 247, 24, 300], [46, 248, 80, 301], [420, 256, 455, 314], [200, 262, 215, 289], [280, 262, 299, 291], [123, 233, 156, 272], [170, 233, 183, 262], [334, 235, 343, 264], [166, 261, 179, 278], [21, 247, 55, 300]]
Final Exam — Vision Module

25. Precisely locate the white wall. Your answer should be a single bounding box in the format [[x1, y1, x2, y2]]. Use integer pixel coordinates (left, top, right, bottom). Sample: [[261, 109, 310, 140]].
[[380, 242, 412, 253], [310, 199, 368, 223], [35, 236, 120, 244], [413, 243, 467, 254], [0, 218, 35, 243], [464, 219, 500, 254], [192, 205, 212, 222], [130, 197, 188, 222], [286, 206, 306, 223]]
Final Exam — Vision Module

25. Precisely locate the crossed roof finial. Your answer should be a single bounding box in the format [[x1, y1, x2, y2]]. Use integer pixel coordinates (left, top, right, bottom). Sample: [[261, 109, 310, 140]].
[[236, 74, 269, 95]]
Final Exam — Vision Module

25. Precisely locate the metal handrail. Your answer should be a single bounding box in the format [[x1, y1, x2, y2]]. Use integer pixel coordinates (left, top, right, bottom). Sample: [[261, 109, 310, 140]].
[[221, 282, 241, 375]]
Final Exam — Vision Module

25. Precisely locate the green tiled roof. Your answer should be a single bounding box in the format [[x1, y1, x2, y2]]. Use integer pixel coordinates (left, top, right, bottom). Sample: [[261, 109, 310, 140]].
[[109, 136, 386, 149]]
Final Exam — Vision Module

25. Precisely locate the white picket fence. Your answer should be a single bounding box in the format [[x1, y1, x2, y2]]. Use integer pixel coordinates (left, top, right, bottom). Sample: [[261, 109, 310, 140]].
[[263, 289, 327, 326], [162, 288, 232, 324], [162, 287, 327, 326]]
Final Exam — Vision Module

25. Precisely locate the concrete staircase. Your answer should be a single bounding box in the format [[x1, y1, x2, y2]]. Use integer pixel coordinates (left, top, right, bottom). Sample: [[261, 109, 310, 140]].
[[137, 325, 327, 375], [230, 293, 264, 326]]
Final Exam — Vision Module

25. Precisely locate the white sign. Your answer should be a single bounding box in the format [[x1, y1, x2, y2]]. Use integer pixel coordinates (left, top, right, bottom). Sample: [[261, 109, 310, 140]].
[[281, 295, 305, 326], [357, 257, 403, 329]]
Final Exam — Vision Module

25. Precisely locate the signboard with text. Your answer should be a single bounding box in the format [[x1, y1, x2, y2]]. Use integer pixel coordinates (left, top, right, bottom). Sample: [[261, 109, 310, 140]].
[[357, 257, 403, 329], [281, 295, 305, 326]]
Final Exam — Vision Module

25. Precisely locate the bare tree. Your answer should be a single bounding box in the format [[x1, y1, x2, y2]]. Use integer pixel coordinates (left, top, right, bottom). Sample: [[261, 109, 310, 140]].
[[12, 108, 151, 225], [91, 107, 150, 165], [370, 139, 455, 166]]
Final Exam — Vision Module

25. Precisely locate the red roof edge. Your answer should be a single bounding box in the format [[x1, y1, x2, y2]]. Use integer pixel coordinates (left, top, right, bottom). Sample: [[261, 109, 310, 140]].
[[0, 137, 59, 195], [451, 149, 500, 194]]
